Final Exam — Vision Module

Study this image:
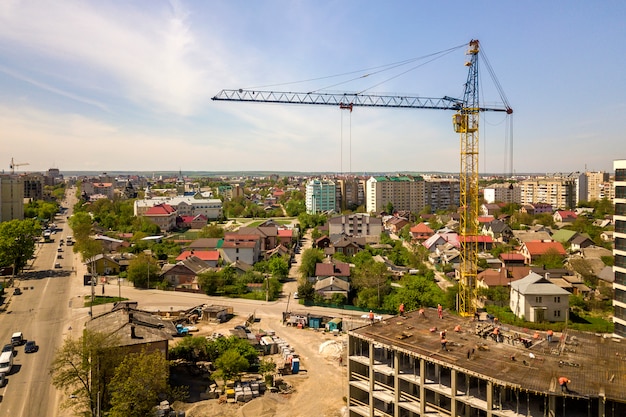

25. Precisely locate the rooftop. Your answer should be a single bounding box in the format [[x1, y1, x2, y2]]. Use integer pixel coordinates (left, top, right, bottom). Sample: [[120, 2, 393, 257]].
[[350, 307, 626, 401]]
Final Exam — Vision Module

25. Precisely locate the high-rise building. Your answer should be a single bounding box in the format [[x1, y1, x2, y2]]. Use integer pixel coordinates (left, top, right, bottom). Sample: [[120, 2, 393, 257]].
[[0, 175, 24, 222], [336, 177, 366, 212], [613, 160, 626, 338], [483, 183, 521, 204], [305, 178, 336, 214], [365, 176, 425, 214], [585, 171, 610, 202], [424, 177, 461, 211], [519, 174, 583, 209]]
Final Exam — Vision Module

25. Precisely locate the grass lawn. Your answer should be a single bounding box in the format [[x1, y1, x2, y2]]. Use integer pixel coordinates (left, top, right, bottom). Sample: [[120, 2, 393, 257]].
[[84, 295, 127, 307]]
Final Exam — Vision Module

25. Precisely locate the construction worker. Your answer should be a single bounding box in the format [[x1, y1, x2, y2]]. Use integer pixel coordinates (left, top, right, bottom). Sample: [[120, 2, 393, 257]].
[[547, 329, 554, 343], [441, 338, 448, 351], [399, 303, 405, 316], [559, 376, 571, 393], [368, 310, 374, 325], [437, 304, 443, 319], [418, 307, 426, 318]]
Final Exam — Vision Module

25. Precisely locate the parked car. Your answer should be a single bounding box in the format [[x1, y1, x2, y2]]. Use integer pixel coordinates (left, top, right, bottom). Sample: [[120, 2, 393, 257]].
[[10, 332, 24, 346], [55, 263, 61, 269], [13, 288, 21, 295], [24, 340, 38, 353], [1, 344, 14, 354]]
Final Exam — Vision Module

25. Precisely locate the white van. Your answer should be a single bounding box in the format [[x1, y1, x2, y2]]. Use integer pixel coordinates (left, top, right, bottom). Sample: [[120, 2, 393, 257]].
[[0, 351, 13, 374], [11, 332, 24, 346]]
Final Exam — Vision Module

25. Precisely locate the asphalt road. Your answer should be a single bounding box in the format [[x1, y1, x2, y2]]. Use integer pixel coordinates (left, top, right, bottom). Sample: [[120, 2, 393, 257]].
[[0, 190, 77, 417]]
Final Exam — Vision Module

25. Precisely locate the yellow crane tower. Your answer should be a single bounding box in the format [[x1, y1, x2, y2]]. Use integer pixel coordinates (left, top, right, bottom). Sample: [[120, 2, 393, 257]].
[[9, 157, 29, 174], [213, 39, 512, 315]]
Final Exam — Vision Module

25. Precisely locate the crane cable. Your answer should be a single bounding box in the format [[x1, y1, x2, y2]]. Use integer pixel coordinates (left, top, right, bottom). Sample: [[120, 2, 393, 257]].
[[244, 43, 467, 95]]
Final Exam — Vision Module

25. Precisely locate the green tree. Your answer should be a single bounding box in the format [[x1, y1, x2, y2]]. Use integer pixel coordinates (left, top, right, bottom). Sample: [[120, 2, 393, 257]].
[[213, 348, 249, 385], [352, 261, 389, 308], [198, 223, 225, 238], [108, 350, 169, 417], [0, 219, 39, 274], [168, 336, 211, 361], [126, 253, 160, 288], [534, 248, 565, 269], [299, 248, 324, 280], [68, 211, 94, 244], [268, 255, 289, 281], [50, 330, 122, 417], [382, 275, 445, 312]]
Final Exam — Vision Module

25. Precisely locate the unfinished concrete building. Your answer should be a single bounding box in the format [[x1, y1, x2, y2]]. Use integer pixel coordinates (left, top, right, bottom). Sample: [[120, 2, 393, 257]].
[[347, 308, 626, 417]]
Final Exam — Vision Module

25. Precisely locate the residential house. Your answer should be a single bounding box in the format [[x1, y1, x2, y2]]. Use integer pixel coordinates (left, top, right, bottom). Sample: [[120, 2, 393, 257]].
[[519, 241, 567, 265], [499, 253, 526, 268], [277, 228, 295, 248], [481, 203, 503, 217], [176, 250, 220, 267], [177, 214, 208, 229], [160, 256, 212, 289], [511, 230, 553, 244], [85, 303, 176, 356], [221, 233, 261, 265], [459, 235, 494, 252], [570, 234, 594, 251], [328, 213, 383, 237], [422, 232, 460, 253], [314, 235, 331, 250], [330, 235, 363, 257], [314, 276, 350, 300], [551, 229, 578, 245], [520, 203, 553, 215], [385, 216, 410, 234], [554, 210, 578, 223], [410, 222, 434, 243], [85, 254, 121, 276], [314, 262, 351, 282], [509, 272, 570, 322], [238, 225, 279, 253], [143, 203, 177, 232], [482, 219, 513, 243]]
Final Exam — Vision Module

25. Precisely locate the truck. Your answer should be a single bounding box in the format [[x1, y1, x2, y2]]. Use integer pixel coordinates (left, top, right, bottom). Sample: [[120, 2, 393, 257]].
[[175, 324, 189, 337]]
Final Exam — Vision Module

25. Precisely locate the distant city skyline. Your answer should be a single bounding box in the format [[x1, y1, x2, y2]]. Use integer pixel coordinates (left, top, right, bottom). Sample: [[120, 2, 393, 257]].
[[1, 2, 624, 173]]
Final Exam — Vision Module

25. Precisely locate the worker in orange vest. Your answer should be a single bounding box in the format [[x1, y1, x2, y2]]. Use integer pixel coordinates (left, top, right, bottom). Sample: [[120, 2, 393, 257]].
[[368, 310, 374, 325], [547, 329, 554, 343], [559, 376, 571, 393], [399, 303, 405, 316]]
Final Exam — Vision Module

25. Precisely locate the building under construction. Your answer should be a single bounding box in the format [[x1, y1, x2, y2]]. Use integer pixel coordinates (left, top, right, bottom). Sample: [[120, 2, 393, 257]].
[[346, 307, 626, 417]]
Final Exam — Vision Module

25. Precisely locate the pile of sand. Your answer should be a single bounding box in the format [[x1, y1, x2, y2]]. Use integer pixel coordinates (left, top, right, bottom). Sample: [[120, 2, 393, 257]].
[[318, 340, 343, 360]]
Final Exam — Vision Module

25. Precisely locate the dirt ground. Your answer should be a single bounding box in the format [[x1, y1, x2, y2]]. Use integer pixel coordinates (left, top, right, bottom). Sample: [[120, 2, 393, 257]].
[[171, 315, 348, 417]]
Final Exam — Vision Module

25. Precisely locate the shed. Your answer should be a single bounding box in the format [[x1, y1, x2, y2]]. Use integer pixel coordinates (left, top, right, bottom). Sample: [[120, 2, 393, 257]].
[[327, 318, 343, 332], [309, 316, 322, 329]]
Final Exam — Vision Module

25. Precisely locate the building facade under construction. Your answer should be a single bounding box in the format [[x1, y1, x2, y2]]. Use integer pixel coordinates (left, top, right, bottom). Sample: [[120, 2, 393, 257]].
[[346, 307, 626, 417]]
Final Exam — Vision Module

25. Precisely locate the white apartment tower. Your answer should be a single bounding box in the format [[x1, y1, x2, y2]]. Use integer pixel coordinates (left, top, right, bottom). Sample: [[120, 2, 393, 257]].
[[305, 178, 336, 214], [366, 176, 425, 214], [613, 160, 626, 338]]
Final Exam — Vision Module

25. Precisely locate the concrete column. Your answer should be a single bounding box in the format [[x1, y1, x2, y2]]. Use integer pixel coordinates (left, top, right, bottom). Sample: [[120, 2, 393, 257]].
[[486, 381, 493, 417], [598, 395, 605, 417], [394, 352, 400, 417], [434, 364, 441, 406], [451, 370, 457, 417], [369, 342, 375, 417], [548, 394, 556, 417], [420, 358, 426, 416]]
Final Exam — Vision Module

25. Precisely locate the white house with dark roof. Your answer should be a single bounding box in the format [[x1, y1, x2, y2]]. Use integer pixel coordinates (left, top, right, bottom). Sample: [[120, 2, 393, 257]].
[[510, 272, 570, 322]]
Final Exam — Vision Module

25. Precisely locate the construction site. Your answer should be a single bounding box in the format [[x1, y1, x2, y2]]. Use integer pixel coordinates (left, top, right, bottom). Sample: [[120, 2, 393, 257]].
[[346, 307, 626, 417]]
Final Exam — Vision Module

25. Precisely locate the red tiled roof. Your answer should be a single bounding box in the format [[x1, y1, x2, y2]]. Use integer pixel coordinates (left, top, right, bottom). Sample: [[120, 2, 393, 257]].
[[410, 223, 434, 233], [278, 229, 293, 237], [459, 235, 494, 243], [524, 241, 566, 255], [145, 203, 176, 215], [477, 216, 495, 223], [176, 250, 219, 261]]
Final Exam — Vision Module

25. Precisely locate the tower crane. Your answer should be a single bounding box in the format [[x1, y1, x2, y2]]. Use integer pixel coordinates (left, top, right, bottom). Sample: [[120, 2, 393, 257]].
[[213, 39, 512, 315], [9, 157, 29, 174]]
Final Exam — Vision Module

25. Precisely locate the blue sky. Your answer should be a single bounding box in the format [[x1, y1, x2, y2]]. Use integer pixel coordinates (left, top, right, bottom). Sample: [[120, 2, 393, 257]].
[[1, 1, 624, 174]]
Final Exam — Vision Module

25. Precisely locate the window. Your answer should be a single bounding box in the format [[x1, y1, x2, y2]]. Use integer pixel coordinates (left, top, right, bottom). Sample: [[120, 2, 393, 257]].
[[554, 310, 561, 318], [535, 296, 542, 303], [554, 296, 561, 303]]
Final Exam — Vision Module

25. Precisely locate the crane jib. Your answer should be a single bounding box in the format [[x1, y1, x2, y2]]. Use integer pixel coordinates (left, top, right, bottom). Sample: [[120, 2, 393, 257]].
[[211, 89, 510, 113]]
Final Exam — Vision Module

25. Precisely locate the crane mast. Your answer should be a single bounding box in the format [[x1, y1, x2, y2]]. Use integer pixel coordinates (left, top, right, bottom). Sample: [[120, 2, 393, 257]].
[[213, 39, 512, 316]]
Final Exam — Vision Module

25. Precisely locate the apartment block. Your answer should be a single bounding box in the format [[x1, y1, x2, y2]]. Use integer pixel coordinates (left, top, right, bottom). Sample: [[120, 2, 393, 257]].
[[336, 177, 366, 212], [366, 176, 426, 214], [0, 174, 24, 222], [585, 171, 609, 202], [518, 174, 582, 209], [483, 183, 521, 204], [614, 159, 626, 338], [424, 178, 461, 211], [306, 178, 336, 214], [328, 213, 383, 237]]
